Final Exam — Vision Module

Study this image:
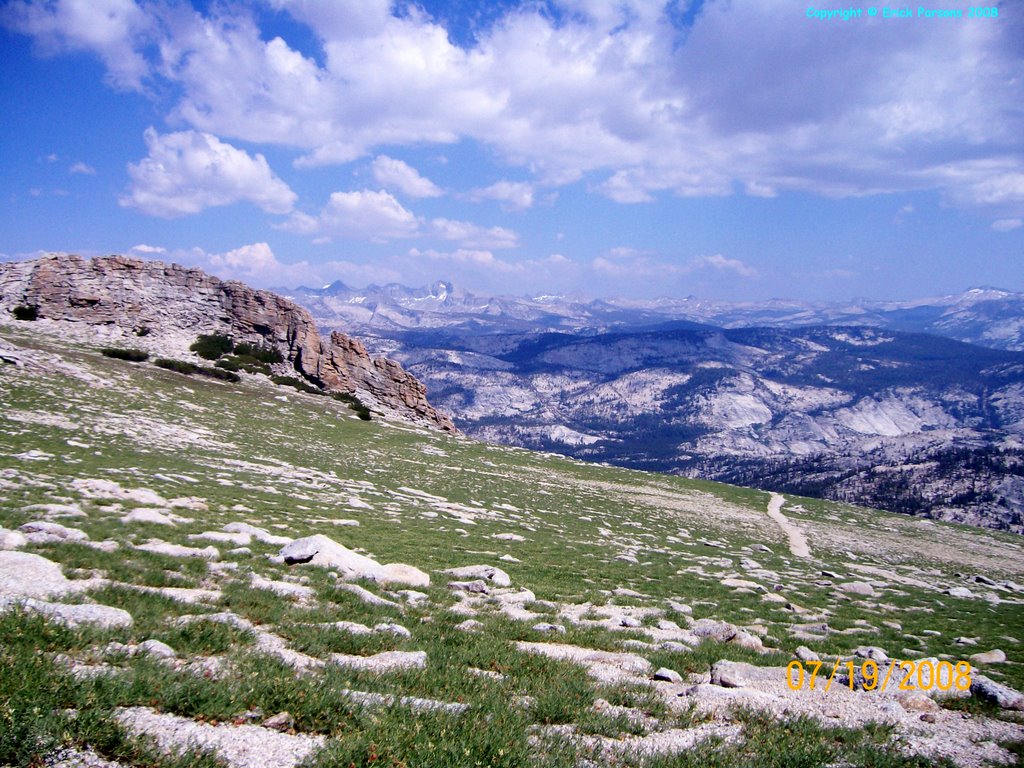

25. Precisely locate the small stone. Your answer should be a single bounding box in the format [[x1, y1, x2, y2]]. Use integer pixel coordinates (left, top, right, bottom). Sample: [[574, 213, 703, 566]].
[[668, 601, 693, 615], [945, 587, 974, 599], [455, 619, 484, 632], [920, 713, 936, 723], [374, 623, 411, 638], [854, 646, 889, 663], [0, 528, 28, 550], [261, 711, 295, 732], [532, 623, 566, 634], [18, 520, 89, 544], [653, 667, 683, 684], [442, 565, 511, 588], [970, 649, 1006, 665], [795, 646, 819, 662], [448, 579, 489, 594], [971, 674, 1024, 710], [619, 616, 641, 628], [138, 639, 176, 659], [838, 581, 875, 597], [897, 691, 940, 713]]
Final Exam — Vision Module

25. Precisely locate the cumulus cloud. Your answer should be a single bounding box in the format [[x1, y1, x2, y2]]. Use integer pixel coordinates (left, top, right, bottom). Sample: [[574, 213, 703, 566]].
[[429, 218, 518, 249], [69, 162, 96, 175], [7, 0, 1024, 216], [130, 242, 319, 287], [280, 189, 420, 241], [467, 181, 534, 211], [371, 156, 442, 198], [120, 128, 297, 218], [2, 0, 151, 89]]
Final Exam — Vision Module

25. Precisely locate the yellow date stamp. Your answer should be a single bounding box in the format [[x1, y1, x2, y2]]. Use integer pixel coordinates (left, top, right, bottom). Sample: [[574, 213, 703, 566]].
[[786, 659, 972, 692]]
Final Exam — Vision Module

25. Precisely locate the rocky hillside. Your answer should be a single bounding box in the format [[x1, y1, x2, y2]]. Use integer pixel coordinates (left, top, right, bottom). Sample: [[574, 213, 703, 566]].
[[1, 319, 1023, 767], [0, 254, 454, 432]]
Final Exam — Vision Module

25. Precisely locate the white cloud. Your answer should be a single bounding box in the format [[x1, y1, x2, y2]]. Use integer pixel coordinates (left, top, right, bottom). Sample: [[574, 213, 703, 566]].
[[467, 181, 534, 211], [8, 0, 1024, 215], [128, 243, 166, 255], [2, 0, 151, 89], [691, 254, 759, 279], [429, 218, 518, 249], [992, 218, 1023, 232], [69, 161, 96, 175], [135, 242, 319, 287], [371, 156, 442, 198], [120, 128, 297, 218], [280, 189, 420, 241]]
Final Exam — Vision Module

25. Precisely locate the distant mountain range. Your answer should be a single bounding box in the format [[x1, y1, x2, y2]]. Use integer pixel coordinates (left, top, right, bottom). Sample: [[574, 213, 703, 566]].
[[285, 281, 1024, 351], [285, 281, 1024, 533]]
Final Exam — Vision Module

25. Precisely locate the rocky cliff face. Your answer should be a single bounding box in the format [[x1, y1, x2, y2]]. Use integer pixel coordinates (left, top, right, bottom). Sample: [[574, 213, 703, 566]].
[[0, 254, 455, 432]]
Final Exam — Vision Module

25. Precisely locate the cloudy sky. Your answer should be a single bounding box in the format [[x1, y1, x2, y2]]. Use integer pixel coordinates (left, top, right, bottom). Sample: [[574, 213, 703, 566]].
[[1, 0, 1022, 300]]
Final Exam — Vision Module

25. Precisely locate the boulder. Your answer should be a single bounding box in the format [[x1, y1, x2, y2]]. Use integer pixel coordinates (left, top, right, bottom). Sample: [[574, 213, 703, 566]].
[[838, 581, 875, 597], [2, 597, 133, 629], [442, 564, 511, 588], [280, 535, 429, 587], [653, 667, 683, 684], [372, 563, 430, 588], [969, 649, 1007, 665], [971, 675, 1024, 710], [18, 521, 89, 544], [0, 551, 74, 599], [0, 527, 27, 550]]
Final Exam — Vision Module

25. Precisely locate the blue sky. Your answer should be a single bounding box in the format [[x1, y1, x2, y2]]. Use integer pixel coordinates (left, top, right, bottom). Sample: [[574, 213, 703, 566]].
[[1, 0, 1022, 301]]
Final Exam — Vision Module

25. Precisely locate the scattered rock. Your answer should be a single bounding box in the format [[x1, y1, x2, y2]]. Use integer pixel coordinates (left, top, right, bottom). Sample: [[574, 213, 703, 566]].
[[653, 667, 683, 684], [136, 540, 219, 560], [516, 642, 651, 684], [532, 622, 566, 633], [897, 691, 940, 713], [223, 522, 293, 546], [448, 579, 490, 594], [443, 564, 511, 587], [121, 508, 192, 526], [330, 650, 427, 673], [455, 619, 484, 632], [0, 527, 28, 550], [945, 587, 975, 599], [1, 597, 132, 629], [971, 675, 1024, 710], [340, 689, 468, 715], [280, 535, 428, 587], [374, 623, 411, 638], [970, 649, 1007, 665], [250, 573, 316, 601], [18, 520, 89, 544], [691, 619, 738, 643], [794, 646, 819, 662], [335, 583, 401, 609], [116, 706, 323, 768], [191, 530, 251, 546], [0, 551, 75, 599], [838, 581, 875, 597], [138, 639, 177, 659], [854, 646, 889, 663], [261, 712, 295, 733]]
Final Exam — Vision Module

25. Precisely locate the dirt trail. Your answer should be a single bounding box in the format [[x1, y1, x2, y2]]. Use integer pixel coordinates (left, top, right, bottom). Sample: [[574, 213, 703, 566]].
[[766, 493, 810, 559]]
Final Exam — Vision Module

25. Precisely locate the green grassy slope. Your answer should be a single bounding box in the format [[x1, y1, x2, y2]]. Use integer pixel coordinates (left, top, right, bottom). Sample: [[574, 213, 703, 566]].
[[2, 324, 1023, 767]]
